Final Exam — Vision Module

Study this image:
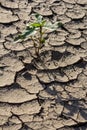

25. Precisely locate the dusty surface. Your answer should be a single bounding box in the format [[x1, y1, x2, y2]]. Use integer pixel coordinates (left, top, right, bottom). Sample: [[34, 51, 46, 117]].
[[0, 0, 87, 130]]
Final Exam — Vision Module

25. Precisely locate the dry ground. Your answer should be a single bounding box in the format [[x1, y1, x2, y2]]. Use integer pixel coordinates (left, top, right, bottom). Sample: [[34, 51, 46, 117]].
[[0, 0, 87, 130]]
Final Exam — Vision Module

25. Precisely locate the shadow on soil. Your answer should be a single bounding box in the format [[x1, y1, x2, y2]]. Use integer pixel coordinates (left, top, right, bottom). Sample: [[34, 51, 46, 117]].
[[19, 50, 87, 130]]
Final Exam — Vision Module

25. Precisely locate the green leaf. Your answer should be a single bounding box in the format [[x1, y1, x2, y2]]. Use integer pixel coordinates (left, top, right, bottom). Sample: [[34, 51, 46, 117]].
[[41, 20, 46, 26], [30, 22, 41, 28], [23, 28, 36, 37], [29, 20, 46, 28], [26, 26, 32, 30], [35, 13, 40, 19], [41, 38, 45, 44], [14, 27, 36, 41], [14, 34, 25, 41], [43, 22, 62, 31], [43, 22, 55, 30], [58, 22, 63, 27], [35, 13, 43, 23]]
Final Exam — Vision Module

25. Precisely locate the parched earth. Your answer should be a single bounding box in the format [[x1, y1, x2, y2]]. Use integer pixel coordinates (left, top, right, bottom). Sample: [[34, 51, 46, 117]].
[[0, 0, 87, 130]]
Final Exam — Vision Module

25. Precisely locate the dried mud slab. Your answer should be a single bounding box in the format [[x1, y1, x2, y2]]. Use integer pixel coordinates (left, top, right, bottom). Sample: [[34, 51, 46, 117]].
[[42, 120, 56, 129], [16, 48, 33, 64], [0, 37, 5, 43], [55, 28, 69, 37], [82, 29, 87, 38], [19, 114, 33, 123], [77, 0, 87, 5], [78, 73, 87, 87], [2, 124, 22, 130], [4, 38, 34, 52], [66, 9, 85, 20], [58, 15, 71, 24], [8, 116, 21, 124], [17, 72, 45, 94], [14, 5, 31, 20], [51, 119, 64, 129], [33, 3, 52, 16], [63, 65, 82, 80], [0, 104, 12, 116], [63, 101, 87, 123], [0, 44, 10, 57], [67, 30, 81, 39], [0, 71, 15, 87], [39, 89, 56, 99], [65, 2, 74, 9], [37, 69, 69, 83], [16, 10, 30, 21], [13, 20, 26, 32], [64, 85, 86, 99], [15, 50, 33, 64], [68, 89, 86, 99], [0, 0, 19, 9], [66, 37, 85, 45], [36, 62, 83, 84], [63, 119, 76, 128], [63, 103, 79, 119], [63, 0, 76, 4], [45, 0, 60, 4], [25, 122, 44, 130], [0, 54, 24, 72], [0, 8, 19, 24], [65, 22, 87, 31], [34, 50, 81, 70], [61, 80, 87, 99], [12, 100, 41, 115], [39, 123, 52, 130], [4, 42, 26, 51], [51, 3, 67, 15], [18, 0, 28, 9], [66, 45, 87, 58], [81, 42, 87, 49], [1, 25, 17, 36], [32, 0, 46, 2], [0, 115, 9, 126], [54, 45, 67, 53], [0, 87, 37, 103], [77, 110, 87, 122], [48, 33, 66, 46]]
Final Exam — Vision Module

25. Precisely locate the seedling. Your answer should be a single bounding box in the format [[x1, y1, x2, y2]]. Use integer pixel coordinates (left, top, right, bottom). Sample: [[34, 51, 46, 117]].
[[15, 14, 62, 56]]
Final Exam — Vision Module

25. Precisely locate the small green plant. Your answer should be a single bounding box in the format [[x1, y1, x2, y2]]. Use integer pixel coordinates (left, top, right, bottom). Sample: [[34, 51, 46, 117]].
[[15, 14, 62, 56]]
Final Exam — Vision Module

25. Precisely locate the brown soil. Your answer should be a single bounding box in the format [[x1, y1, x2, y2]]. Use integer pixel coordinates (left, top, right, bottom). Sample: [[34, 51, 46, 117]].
[[0, 0, 87, 130]]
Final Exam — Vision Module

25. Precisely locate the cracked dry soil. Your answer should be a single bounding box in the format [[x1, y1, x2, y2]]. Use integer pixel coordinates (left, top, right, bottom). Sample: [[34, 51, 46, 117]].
[[0, 0, 87, 130]]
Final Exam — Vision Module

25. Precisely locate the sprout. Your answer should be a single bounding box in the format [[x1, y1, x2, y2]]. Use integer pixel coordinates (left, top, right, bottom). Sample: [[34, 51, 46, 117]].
[[14, 13, 62, 56]]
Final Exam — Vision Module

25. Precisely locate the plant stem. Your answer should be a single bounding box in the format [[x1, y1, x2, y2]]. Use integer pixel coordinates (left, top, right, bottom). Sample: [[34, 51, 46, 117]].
[[31, 36, 39, 56], [39, 26, 43, 49]]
